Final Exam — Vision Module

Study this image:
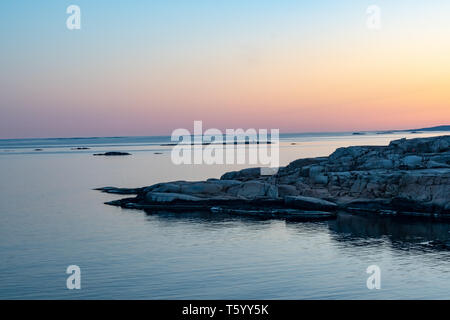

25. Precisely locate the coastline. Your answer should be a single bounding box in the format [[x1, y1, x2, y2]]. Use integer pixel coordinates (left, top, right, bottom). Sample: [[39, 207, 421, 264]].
[[98, 135, 450, 219], [1, 131, 450, 299]]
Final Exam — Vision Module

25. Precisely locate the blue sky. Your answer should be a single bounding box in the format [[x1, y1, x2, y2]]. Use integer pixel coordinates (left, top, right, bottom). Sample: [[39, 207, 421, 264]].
[[1, 1, 449, 138]]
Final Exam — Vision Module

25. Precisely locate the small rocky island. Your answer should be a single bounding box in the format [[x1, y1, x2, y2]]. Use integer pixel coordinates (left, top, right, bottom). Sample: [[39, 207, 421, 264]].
[[97, 135, 450, 220], [93, 151, 131, 156]]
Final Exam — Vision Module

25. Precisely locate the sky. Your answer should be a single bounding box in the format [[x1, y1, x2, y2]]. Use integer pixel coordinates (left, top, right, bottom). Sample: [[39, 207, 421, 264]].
[[1, 0, 449, 138]]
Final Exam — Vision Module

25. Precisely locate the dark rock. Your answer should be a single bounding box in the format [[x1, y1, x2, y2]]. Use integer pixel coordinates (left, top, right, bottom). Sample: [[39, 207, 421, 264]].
[[99, 135, 450, 218], [180, 182, 223, 195], [95, 186, 143, 194], [145, 192, 203, 203], [226, 181, 278, 199], [220, 167, 261, 181], [285, 195, 338, 211], [277, 184, 299, 197], [93, 152, 131, 156]]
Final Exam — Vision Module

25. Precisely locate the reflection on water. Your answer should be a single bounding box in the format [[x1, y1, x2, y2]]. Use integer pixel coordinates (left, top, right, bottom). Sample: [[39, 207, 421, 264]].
[[132, 209, 450, 299], [1, 131, 450, 299], [328, 213, 450, 253], [144, 210, 450, 254]]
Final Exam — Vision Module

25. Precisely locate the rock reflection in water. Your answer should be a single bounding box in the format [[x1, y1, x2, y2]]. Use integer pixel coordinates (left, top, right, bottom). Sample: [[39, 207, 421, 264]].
[[143, 209, 450, 253], [328, 212, 450, 252]]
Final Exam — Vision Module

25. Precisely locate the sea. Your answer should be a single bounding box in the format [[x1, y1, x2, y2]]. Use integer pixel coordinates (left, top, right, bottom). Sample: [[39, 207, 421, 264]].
[[0, 131, 449, 299]]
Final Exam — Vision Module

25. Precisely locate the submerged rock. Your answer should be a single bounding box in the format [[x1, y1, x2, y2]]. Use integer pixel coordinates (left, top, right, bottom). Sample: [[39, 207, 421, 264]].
[[99, 135, 450, 218]]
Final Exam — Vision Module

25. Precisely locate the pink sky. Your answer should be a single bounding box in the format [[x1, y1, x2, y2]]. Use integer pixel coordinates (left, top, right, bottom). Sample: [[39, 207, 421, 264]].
[[1, 1, 449, 138]]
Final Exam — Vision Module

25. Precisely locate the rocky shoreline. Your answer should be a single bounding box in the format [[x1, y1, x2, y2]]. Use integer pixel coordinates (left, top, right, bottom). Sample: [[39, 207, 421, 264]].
[[97, 135, 450, 220]]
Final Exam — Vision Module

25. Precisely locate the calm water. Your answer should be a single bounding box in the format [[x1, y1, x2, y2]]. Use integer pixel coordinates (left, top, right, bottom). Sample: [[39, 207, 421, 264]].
[[0, 131, 449, 299]]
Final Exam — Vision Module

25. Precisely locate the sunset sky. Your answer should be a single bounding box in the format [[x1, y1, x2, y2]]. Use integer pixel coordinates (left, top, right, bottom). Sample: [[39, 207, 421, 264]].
[[1, 0, 449, 138]]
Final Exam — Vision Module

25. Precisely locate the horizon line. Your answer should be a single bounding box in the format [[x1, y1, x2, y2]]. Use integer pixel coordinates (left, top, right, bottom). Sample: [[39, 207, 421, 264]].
[[1, 124, 448, 141]]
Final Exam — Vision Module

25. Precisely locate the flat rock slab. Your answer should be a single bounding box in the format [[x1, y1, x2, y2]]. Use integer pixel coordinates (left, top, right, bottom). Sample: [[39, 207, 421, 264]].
[[146, 192, 203, 203], [285, 195, 338, 211], [95, 186, 143, 194], [99, 135, 450, 217]]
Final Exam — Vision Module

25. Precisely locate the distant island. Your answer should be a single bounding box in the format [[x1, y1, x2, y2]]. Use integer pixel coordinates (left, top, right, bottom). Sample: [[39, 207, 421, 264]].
[[352, 125, 450, 136], [93, 152, 131, 156], [409, 125, 450, 132]]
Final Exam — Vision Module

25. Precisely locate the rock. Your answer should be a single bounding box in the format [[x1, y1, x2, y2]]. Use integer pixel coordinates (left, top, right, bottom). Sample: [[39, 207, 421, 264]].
[[350, 176, 368, 194], [220, 167, 261, 180], [401, 155, 423, 169], [340, 199, 394, 213], [206, 179, 242, 188], [429, 154, 450, 165], [309, 165, 325, 176], [145, 192, 203, 203], [100, 135, 450, 216], [151, 183, 182, 193], [308, 165, 329, 185], [311, 174, 329, 185], [276, 174, 298, 185], [266, 184, 279, 199], [180, 182, 223, 195], [360, 158, 394, 170], [93, 152, 131, 156], [445, 202, 450, 211], [277, 184, 299, 197], [302, 187, 332, 199], [427, 160, 450, 169], [329, 146, 371, 161], [227, 181, 278, 199], [285, 195, 338, 211], [285, 157, 327, 171], [437, 139, 449, 152], [299, 165, 312, 177], [95, 186, 143, 194], [389, 135, 450, 153]]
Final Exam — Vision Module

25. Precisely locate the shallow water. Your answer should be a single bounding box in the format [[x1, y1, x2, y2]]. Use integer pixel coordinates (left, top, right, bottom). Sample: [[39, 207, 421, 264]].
[[0, 131, 449, 299]]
